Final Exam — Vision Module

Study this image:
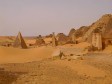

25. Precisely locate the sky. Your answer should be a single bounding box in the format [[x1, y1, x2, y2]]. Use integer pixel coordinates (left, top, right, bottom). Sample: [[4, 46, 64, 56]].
[[0, 0, 112, 36]]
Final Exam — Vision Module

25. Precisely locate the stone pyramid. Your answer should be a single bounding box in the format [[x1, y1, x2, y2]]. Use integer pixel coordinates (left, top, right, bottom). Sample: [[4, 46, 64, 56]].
[[35, 38, 45, 46], [13, 32, 27, 49], [83, 14, 112, 42]]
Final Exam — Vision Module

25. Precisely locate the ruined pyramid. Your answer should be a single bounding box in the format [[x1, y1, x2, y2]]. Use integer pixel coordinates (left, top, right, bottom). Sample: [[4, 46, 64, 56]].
[[83, 14, 112, 42], [52, 32, 58, 47], [35, 38, 45, 46]]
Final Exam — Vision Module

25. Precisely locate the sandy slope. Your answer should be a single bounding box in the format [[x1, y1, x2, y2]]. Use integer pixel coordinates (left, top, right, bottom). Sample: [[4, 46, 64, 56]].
[[0, 42, 90, 64], [0, 46, 54, 64]]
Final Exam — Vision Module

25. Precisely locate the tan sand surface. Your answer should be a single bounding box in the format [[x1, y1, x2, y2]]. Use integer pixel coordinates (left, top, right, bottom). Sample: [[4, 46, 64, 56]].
[[0, 46, 54, 64], [0, 56, 112, 84], [0, 42, 112, 84]]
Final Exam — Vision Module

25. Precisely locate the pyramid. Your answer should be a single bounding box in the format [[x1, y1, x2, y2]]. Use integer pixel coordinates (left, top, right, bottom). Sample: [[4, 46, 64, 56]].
[[13, 32, 27, 49], [56, 33, 69, 44], [83, 14, 112, 42], [35, 38, 45, 46], [68, 28, 76, 38]]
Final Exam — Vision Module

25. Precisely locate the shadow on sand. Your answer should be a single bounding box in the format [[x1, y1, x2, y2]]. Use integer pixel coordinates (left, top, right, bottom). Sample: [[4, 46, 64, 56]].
[[0, 68, 27, 84]]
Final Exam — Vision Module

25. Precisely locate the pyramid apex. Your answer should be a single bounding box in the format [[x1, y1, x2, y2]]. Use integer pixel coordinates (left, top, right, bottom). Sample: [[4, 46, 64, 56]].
[[18, 31, 21, 34]]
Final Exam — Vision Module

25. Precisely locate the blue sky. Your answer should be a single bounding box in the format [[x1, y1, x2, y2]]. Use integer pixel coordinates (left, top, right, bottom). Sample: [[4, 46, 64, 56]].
[[0, 0, 112, 36]]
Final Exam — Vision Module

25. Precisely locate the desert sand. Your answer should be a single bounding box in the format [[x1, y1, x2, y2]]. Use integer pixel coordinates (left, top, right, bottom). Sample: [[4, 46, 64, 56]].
[[0, 40, 112, 84], [0, 46, 54, 64]]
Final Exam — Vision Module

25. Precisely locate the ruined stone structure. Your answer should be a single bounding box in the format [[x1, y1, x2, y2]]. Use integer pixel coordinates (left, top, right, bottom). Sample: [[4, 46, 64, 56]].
[[91, 28, 112, 50], [91, 29, 102, 50], [56, 33, 69, 45], [13, 32, 27, 49], [68, 28, 76, 38], [102, 38, 112, 49], [83, 14, 112, 42], [71, 33, 76, 43], [52, 32, 58, 47], [35, 37, 45, 46]]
